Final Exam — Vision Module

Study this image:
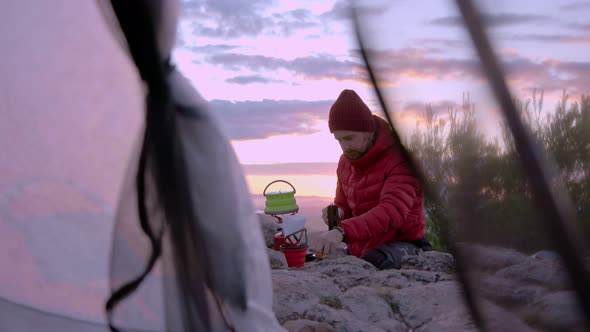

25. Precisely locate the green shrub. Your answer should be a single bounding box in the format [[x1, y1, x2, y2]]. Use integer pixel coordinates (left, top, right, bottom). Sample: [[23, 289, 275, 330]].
[[408, 91, 589, 253]]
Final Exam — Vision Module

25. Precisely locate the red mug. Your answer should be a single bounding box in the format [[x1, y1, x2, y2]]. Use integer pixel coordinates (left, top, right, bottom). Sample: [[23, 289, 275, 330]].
[[280, 244, 308, 268], [273, 231, 286, 251]]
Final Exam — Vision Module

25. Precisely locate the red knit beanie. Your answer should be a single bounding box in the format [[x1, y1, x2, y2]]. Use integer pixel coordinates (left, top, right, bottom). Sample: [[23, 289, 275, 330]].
[[328, 89, 375, 133]]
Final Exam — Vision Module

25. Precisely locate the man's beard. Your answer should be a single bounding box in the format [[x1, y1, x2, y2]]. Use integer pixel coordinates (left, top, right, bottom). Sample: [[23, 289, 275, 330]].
[[344, 149, 367, 160]]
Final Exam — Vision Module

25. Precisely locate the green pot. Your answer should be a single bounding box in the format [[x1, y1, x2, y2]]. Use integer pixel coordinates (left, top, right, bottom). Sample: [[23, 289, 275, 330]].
[[263, 180, 299, 215]]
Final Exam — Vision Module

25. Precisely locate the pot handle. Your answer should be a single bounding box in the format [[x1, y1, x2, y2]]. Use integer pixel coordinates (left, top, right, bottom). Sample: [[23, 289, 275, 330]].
[[263, 180, 296, 196]]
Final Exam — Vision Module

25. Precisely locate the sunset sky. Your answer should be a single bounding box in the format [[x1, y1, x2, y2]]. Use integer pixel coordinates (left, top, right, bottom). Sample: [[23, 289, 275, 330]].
[[172, 0, 590, 197], [1, 0, 589, 325]]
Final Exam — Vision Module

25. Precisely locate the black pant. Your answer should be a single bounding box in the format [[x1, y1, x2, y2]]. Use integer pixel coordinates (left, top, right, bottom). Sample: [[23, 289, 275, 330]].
[[360, 238, 432, 270]]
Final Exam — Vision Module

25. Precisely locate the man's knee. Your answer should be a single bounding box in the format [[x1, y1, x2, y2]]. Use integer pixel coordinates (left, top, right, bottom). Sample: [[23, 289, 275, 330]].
[[361, 242, 421, 270], [360, 248, 393, 270]]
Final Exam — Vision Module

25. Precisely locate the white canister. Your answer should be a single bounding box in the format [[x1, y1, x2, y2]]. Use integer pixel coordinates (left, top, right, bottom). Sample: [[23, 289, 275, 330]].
[[281, 215, 306, 237]]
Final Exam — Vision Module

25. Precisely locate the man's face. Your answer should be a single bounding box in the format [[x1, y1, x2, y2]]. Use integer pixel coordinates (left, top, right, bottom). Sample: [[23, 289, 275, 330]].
[[333, 130, 374, 160]]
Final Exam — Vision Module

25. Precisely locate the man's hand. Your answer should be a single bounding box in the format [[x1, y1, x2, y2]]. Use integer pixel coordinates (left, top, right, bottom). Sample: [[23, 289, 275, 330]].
[[313, 229, 344, 259], [321, 205, 344, 226]]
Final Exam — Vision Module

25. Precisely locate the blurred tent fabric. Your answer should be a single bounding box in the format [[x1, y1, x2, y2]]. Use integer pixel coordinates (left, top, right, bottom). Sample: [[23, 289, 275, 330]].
[[1, 0, 282, 331], [353, 0, 590, 331], [0, 0, 144, 329], [0, 297, 154, 332]]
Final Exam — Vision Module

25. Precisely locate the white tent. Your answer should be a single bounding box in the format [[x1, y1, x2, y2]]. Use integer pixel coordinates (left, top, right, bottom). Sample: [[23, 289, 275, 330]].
[[0, 1, 283, 331]]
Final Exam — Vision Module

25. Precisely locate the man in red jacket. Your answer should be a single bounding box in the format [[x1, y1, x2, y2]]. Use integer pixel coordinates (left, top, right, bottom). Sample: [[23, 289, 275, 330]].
[[313, 89, 430, 270]]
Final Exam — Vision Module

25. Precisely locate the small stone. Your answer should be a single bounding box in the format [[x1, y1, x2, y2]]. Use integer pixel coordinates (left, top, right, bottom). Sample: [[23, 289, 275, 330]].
[[401, 251, 455, 274], [268, 248, 287, 269]]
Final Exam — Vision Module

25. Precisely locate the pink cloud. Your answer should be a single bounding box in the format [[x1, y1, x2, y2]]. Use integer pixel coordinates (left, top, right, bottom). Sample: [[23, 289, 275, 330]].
[[429, 13, 551, 28], [367, 48, 589, 97], [206, 53, 363, 81], [243, 162, 337, 176], [506, 34, 590, 45], [560, 2, 590, 11], [209, 99, 333, 140], [183, 1, 319, 38]]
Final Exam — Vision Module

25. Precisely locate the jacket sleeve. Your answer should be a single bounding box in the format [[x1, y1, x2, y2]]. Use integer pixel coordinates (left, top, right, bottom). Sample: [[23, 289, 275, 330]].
[[340, 162, 420, 242]]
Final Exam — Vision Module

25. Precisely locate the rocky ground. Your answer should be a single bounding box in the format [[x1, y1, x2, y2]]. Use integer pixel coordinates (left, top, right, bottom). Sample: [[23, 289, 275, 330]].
[[259, 216, 588, 332]]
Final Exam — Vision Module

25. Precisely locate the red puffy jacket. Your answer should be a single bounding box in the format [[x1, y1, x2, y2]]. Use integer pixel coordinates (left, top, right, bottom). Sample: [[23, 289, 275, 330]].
[[335, 116, 426, 257]]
